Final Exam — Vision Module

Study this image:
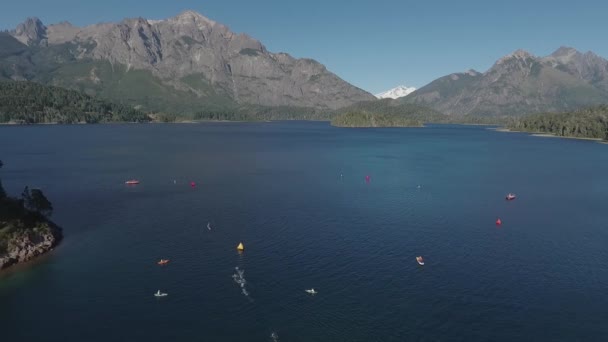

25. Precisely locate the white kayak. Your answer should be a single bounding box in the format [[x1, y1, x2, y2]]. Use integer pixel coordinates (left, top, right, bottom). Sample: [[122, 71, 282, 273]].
[[154, 290, 168, 297]]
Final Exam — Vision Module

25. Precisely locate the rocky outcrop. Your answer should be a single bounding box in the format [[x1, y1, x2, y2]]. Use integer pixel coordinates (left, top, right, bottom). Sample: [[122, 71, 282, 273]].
[[0, 222, 62, 270]]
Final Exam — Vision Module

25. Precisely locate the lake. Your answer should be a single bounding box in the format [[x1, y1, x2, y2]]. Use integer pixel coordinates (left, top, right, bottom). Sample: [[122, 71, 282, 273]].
[[1, 122, 607, 341]]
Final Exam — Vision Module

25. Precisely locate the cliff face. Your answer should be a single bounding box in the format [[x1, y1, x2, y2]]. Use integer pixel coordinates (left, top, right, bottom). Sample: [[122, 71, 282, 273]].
[[0, 221, 62, 270]]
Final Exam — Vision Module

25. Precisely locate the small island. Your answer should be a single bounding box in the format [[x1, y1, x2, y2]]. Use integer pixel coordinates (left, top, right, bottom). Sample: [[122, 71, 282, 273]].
[[331, 111, 424, 128], [330, 99, 446, 128], [0, 160, 62, 270]]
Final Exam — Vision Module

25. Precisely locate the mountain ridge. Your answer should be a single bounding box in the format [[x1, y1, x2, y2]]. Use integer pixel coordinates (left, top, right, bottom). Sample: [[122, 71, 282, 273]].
[[1, 10, 375, 114], [403, 47, 608, 117]]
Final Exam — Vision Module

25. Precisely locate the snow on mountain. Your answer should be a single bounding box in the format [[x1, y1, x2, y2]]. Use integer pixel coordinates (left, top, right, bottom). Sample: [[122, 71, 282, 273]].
[[375, 85, 417, 99]]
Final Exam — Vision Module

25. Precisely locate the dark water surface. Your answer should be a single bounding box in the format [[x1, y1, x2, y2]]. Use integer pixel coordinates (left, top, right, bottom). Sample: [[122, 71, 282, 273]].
[[1, 122, 607, 341]]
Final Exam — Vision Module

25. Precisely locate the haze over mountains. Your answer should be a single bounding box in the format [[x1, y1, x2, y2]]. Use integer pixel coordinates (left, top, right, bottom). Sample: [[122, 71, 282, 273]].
[[1, 11, 375, 114], [403, 48, 608, 117]]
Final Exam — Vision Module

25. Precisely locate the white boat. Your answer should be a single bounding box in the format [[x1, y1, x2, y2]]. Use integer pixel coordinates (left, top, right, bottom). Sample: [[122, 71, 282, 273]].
[[305, 288, 317, 294], [207, 222, 212, 230], [416, 256, 425, 266], [154, 290, 168, 297]]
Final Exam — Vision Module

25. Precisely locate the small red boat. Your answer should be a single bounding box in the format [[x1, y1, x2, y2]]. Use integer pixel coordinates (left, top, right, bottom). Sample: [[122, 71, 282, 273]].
[[157, 259, 170, 265], [496, 218, 502, 226], [125, 180, 140, 185], [505, 193, 516, 200], [416, 256, 425, 266]]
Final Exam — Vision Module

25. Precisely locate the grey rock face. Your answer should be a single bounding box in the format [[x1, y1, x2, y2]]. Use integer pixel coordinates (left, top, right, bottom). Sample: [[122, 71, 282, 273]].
[[542, 47, 608, 92], [8, 11, 374, 109], [404, 48, 608, 117], [11, 17, 47, 46]]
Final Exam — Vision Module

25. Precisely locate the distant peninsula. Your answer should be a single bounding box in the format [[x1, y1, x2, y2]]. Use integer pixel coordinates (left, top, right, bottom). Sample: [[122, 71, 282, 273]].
[[507, 105, 608, 141], [0, 160, 62, 270]]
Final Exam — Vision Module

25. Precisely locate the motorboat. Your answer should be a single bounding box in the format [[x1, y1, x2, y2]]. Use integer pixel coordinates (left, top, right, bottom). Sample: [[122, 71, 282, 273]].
[[506, 193, 516, 200], [125, 180, 139, 185], [305, 288, 317, 294], [416, 256, 425, 266], [157, 259, 170, 265], [154, 290, 168, 297]]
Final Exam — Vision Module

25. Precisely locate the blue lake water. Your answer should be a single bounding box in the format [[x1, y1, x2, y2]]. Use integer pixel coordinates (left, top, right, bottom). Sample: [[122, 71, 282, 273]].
[[1, 122, 607, 341]]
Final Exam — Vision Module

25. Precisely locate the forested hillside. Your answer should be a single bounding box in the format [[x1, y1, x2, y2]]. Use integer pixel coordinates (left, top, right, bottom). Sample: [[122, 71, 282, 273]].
[[331, 99, 446, 127], [0, 81, 150, 124], [508, 105, 608, 140]]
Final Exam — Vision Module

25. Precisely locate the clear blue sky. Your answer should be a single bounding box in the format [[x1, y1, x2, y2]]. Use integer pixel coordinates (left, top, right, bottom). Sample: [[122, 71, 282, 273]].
[[2, 0, 607, 94]]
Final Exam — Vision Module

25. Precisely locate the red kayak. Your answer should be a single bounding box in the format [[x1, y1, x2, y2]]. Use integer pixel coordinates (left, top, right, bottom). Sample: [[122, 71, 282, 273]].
[[125, 180, 140, 185]]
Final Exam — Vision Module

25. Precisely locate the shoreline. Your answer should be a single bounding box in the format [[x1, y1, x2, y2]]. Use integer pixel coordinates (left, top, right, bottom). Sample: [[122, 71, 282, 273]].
[[0, 119, 271, 126], [494, 127, 606, 143], [0, 249, 56, 277], [331, 124, 425, 128], [2, 121, 606, 143]]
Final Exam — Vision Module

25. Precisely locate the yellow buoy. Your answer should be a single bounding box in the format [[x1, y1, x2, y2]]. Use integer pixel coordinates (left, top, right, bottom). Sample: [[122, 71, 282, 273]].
[[237, 242, 244, 251]]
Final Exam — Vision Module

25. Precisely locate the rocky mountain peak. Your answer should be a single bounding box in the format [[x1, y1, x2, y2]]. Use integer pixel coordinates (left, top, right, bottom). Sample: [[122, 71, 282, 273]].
[[512, 49, 533, 58], [12, 17, 47, 46], [545, 46, 583, 65], [490, 49, 537, 74], [551, 46, 579, 58], [53, 21, 74, 28], [496, 49, 535, 63], [170, 10, 217, 27]]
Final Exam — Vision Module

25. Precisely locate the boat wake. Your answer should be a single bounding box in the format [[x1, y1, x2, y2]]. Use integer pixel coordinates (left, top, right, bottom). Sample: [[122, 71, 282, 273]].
[[233, 267, 251, 299]]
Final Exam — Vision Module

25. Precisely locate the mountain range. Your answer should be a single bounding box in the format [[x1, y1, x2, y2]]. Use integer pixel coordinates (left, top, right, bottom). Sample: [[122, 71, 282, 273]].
[[0, 11, 375, 114], [403, 48, 608, 117], [375, 85, 416, 99], [2, 10, 608, 120]]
